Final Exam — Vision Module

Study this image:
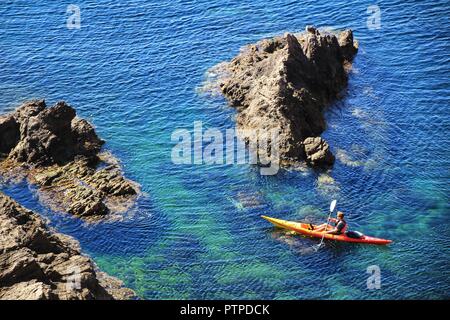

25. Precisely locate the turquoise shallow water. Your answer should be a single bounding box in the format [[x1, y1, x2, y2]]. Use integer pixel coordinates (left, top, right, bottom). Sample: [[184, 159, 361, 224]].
[[1, 0, 449, 299]]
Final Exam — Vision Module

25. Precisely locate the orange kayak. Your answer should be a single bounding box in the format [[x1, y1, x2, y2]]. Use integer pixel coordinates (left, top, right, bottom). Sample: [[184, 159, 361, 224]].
[[262, 215, 392, 245]]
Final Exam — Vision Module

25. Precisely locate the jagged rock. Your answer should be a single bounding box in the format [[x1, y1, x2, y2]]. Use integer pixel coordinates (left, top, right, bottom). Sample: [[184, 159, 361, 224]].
[[303, 137, 335, 167], [66, 186, 109, 217], [219, 26, 357, 168], [338, 29, 358, 62], [28, 157, 138, 219], [72, 117, 105, 157], [0, 249, 46, 286], [86, 165, 138, 197], [0, 192, 135, 300], [0, 101, 138, 299], [0, 115, 19, 156], [7, 100, 104, 166], [0, 280, 53, 300], [0, 100, 139, 219], [305, 25, 317, 34]]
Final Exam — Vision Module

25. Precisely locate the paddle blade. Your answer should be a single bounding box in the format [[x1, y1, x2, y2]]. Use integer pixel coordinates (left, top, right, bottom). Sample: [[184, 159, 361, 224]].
[[330, 200, 337, 212]]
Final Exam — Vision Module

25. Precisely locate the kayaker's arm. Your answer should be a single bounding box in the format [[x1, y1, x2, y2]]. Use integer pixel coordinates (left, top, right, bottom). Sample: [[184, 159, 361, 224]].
[[326, 220, 346, 235], [325, 228, 340, 234]]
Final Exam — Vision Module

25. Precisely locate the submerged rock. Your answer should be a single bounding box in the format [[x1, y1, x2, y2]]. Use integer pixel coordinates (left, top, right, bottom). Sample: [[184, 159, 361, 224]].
[[0, 192, 135, 300], [0, 100, 139, 219], [219, 26, 358, 168]]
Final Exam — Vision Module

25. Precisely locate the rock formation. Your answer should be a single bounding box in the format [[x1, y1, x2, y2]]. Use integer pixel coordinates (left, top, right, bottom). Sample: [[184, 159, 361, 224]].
[[0, 115, 19, 156], [2, 100, 103, 166], [0, 100, 139, 220], [303, 137, 335, 167], [219, 26, 358, 167], [0, 192, 135, 300]]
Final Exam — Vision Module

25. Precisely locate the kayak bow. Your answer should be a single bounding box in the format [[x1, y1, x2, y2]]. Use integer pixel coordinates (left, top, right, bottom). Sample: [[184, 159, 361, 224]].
[[261, 215, 392, 245]]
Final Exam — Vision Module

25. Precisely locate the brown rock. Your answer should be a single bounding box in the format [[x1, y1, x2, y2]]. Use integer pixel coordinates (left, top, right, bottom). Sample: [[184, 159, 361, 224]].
[[0, 100, 139, 299], [28, 156, 138, 219], [8, 100, 104, 166], [0, 192, 135, 300], [0, 280, 53, 300], [219, 26, 357, 168], [303, 137, 335, 167], [0, 100, 139, 219], [338, 29, 358, 62], [0, 115, 19, 156]]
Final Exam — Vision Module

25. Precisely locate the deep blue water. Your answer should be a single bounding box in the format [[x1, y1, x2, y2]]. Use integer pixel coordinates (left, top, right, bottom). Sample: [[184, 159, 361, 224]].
[[1, 0, 449, 299]]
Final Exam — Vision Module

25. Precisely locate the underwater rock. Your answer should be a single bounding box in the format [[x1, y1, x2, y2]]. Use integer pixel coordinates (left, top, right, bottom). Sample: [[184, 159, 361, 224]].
[[0, 100, 139, 219], [219, 26, 357, 168], [0, 192, 135, 300], [335, 148, 363, 167]]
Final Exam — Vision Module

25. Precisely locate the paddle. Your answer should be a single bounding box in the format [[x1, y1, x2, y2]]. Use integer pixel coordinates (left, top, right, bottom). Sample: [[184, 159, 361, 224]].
[[314, 199, 337, 251]]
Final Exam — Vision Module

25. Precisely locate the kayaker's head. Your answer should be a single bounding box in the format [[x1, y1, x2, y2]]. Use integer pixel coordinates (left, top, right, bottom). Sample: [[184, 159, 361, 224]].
[[337, 211, 344, 220]]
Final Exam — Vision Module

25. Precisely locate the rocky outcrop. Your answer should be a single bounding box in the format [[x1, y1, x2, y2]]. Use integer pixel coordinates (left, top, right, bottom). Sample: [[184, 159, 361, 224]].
[[7, 100, 103, 166], [303, 137, 335, 167], [29, 155, 138, 218], [0, 192, 135, 300], [338, 29, 358, 62], [0, 115, 19, 156], [0, 100, 139, 220], [219, 26, 358, 167]]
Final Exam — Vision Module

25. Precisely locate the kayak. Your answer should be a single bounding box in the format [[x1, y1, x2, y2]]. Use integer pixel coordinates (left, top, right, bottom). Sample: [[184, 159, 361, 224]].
[[261, 215, 392, 245]]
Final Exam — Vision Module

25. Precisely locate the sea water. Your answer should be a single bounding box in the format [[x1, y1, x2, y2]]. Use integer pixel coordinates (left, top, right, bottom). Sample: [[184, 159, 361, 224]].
[[0, 0, 449, 299]]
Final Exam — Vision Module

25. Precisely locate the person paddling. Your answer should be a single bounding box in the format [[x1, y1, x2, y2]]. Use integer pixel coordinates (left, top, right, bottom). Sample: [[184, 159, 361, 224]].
[[313, 211, 347, 235]]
